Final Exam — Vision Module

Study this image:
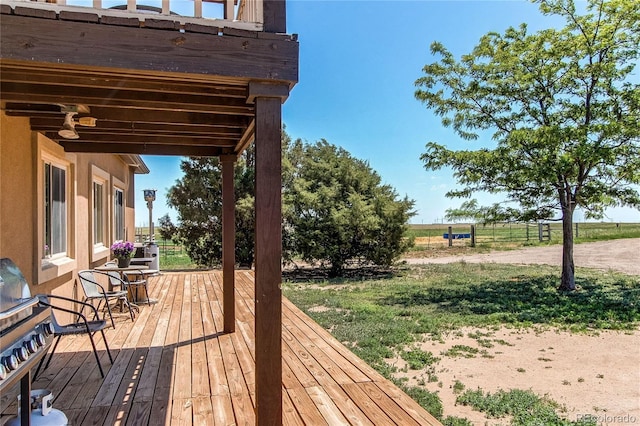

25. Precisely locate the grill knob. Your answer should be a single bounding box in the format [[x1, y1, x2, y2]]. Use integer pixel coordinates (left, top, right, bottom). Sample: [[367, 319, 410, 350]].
[[0, 363, 6, 380], [42, 322, 55, 336], [24, 339, 38, 354], [13, 347, 28, 362], [34, 333, 46, 347], [2, 354, 18, 371]]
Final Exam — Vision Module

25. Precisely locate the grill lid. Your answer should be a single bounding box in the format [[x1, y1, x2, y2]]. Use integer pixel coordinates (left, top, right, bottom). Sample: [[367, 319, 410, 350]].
[[0, 258, 35, 330]]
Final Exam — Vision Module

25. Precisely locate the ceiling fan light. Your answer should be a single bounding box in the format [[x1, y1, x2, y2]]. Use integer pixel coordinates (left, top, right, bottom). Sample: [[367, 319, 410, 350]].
[[58, 126, 79, 139], [58, 112, 79, 139]]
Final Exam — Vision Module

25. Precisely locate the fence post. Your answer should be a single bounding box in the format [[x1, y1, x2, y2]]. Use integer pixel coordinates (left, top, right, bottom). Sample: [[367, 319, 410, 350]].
[[448, 226, 453, 247], [470, 224, 476, 247], [526, 223, 529, 241], [538, 223, 543, 242], [575, 222, 579, 239]]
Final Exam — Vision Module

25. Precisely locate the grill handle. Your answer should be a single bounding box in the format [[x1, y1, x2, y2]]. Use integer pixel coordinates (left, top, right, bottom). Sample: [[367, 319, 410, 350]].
[[0, 296, 39, 320]]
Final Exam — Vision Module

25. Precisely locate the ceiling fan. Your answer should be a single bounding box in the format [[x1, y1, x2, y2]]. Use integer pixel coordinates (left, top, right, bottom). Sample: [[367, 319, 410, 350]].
[[57, 105, 97, 139]]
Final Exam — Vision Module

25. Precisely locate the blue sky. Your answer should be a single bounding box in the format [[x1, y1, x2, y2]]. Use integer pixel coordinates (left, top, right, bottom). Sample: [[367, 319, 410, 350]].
[[134, 0, 640, 227]]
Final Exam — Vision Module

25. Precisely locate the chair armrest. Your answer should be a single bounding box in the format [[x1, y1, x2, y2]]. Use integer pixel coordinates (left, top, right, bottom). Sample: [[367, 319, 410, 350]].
[[36, 294, 97, 330]]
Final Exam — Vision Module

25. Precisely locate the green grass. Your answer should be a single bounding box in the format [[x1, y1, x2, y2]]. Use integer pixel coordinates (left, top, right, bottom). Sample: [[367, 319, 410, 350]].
[[455, 388, 597, 425], [400, 349, 440, 370], [442, 345, 479, 358], [159, 252, 197, 270], [282, 263, 639, 422]]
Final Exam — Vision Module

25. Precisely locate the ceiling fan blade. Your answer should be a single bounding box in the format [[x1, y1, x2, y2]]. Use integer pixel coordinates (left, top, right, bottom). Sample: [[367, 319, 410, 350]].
[[77, 117, 97, 127]]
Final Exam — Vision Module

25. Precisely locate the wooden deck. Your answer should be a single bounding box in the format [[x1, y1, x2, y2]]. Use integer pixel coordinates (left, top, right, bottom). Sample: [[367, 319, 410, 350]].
[[3, 271, 441, 425]]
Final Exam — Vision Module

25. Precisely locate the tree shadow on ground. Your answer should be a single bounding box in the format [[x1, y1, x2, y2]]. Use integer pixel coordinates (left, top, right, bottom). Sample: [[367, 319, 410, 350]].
[[382, 274, 640, 328]]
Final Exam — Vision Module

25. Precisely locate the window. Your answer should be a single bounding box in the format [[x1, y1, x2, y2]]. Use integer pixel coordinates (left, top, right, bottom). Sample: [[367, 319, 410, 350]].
[[38, 136, 76, 283], [44, 161, 67, 257], [91, 166, 110, 262], [93, 181, 105, 246], [114, 187, 125, 241]]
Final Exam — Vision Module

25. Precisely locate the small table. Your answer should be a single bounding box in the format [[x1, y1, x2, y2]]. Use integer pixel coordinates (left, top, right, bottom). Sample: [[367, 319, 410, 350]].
[[95, 265, 158, 304]]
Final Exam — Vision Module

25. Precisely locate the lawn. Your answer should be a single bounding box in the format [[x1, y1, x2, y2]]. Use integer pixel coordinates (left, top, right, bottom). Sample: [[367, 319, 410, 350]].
[[282, 263, 640, 425]]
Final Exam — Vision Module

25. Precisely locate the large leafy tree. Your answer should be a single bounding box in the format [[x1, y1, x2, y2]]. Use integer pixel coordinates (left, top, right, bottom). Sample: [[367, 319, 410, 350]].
[[285, 139, 415, 276], [415, 0, 640, 290], [166, 149, 255, 268]]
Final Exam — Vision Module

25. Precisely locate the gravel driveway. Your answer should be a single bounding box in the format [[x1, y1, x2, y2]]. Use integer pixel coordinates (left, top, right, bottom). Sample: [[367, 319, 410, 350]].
[[404, 238, 640, 275]]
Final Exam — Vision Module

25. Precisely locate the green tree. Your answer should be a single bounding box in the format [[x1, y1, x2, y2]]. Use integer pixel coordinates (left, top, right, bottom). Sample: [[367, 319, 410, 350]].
[[166, 149, 255, 268], [157, 213, 178, 242], [285, 139, 415, 276], [415, 0, 640, 290]]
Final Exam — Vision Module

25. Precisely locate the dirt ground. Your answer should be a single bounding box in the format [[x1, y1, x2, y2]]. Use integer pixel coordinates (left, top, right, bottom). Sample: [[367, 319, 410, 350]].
[[404, 238, 640, 275], [396, 239, 640, 424]]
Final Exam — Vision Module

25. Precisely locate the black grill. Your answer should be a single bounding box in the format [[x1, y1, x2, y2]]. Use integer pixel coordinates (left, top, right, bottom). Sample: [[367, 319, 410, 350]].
[[0, 258, 55, 426]]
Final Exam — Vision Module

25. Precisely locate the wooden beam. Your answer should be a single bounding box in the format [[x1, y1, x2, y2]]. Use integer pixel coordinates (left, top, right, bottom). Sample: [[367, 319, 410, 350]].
[[4, 104, 252, 127], [236, 119, 255, 154], [254, 95, 282, 425], [262, 0, 286, 33], [30, 118, 245, 136], [58, 141, 229, 156], [221, 154, 236, 334], [0, 67, 249, 98], [0, 14, 298, 83], [45, 133, 237, 146], [247, 81, 289, 104], [1, 82, 255, 115]]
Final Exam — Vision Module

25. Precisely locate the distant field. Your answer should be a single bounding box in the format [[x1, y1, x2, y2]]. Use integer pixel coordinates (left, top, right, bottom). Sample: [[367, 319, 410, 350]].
[[406, 222, 640, 249], [141, 222, 640, 268]]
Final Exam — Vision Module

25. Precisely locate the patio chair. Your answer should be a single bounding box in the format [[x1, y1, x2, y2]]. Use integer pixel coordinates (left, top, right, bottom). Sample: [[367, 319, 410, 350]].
[[33, 294, 114, 379], [78, 269, 135, 328], [105, 269, 141, 316], [123, 270, 151, 305]]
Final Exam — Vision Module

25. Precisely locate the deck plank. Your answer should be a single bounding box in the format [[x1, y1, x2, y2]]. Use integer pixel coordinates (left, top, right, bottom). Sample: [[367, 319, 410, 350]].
[[2, 271, 442, 426], [340, 382, 396, 426]]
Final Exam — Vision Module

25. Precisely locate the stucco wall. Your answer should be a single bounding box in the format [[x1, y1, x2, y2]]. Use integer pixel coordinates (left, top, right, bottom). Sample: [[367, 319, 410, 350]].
[[0, 111, 140, 300], [0, 114, 34, 282]]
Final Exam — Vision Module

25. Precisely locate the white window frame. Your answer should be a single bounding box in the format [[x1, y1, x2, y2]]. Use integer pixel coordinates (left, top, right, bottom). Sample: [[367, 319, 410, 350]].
[[91, 165, 110, 262], [38, 137, 76, 284], [43, 159, 68, 258], [113, 177, 126, 242]]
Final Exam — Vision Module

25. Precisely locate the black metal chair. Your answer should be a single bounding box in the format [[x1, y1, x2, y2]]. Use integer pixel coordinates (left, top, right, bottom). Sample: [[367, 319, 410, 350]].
[[78, 269, 135, 328], [33, 294, 114, 379], [123, 270, 151, 306]]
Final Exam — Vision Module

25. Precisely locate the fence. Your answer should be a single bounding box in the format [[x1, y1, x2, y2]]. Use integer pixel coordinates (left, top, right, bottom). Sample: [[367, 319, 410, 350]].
[[135, 230, 183, 257], [408, 222, 640, 247]]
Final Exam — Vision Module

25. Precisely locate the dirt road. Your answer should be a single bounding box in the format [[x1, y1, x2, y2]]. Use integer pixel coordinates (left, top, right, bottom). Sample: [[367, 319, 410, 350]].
[[404, 238, 640, 275]]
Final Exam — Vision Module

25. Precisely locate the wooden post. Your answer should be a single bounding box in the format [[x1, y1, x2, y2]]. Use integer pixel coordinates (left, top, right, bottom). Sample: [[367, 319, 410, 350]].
[[470, 224, 475, 248], [221, 155, 236, 334], [448, 225, 453, 247], [538, 223, 543, 242], [253, 87, 285, 425], [263, 0, 286, 33]]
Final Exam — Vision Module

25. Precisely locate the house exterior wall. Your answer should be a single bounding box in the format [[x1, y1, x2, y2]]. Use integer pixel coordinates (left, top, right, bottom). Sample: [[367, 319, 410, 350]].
[[0, 111, 139, 299]]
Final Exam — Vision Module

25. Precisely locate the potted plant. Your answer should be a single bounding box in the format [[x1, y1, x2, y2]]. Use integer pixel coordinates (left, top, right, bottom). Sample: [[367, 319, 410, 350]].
[[110, 240, 135, 267]]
